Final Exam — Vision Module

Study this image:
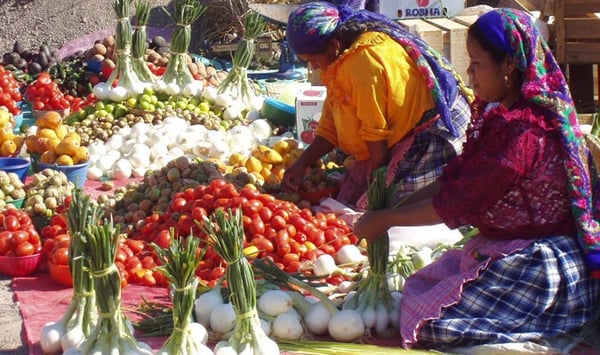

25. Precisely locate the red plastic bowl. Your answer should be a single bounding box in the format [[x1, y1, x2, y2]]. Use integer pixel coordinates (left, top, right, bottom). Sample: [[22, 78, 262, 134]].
[[48, 262, 72, 287], [0, 253, 43, 277]]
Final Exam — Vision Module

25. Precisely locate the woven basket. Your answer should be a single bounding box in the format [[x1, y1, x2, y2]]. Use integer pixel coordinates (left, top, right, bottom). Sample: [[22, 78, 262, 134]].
[[585, 133, 600, 171]]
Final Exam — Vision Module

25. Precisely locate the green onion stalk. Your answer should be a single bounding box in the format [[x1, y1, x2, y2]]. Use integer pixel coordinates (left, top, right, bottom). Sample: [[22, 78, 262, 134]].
[[40, 189, 102, 353], [93, 0, 146, 102], [201, 208, 280, 355], [152, 232, 213, 355], [342, 168, 398, 334], [159, 0, 205, 96], [132, 0, 157, 85], [71, 215, 153, 354], [217, 10, 265, 107]]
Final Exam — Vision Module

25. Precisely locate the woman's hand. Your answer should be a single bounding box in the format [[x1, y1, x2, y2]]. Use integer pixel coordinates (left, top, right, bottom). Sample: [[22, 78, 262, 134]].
[[281, 161, 308, 192], [353, 210, 392, 243]]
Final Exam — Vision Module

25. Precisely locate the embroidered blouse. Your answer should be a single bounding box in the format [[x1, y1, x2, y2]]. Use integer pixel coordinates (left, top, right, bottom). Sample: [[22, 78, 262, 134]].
[[432, 100, 577, 239]]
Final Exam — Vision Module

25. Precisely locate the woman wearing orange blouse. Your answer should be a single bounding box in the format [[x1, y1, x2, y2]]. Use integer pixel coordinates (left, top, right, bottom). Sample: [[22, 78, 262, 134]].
[[282, 1, 472, 210]]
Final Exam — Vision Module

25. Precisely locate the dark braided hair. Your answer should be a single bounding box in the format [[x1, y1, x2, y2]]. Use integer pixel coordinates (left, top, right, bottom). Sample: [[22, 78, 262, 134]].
[[332, 19, 380, 51]]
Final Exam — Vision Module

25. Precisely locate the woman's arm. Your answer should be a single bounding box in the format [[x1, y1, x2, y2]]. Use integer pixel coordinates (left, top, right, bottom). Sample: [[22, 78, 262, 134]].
[[366, 140, 389, 176], [353, 199, 443, 242]]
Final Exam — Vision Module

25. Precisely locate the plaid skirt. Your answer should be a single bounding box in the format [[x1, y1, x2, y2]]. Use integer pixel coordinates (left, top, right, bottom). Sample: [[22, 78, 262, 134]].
[[336, 94, 471, 210], [401, 235, 600, 350]]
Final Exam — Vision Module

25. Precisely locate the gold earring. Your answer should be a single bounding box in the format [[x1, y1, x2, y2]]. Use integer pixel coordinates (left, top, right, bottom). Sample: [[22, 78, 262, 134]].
[[504, 74, 512, 88]]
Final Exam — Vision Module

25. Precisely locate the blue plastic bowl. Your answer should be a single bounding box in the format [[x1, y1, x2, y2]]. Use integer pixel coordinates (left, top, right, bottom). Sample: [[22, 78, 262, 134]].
[[38, 161, 89, 188], [261, 97, 296, 127], [0, 157, 31, 182]]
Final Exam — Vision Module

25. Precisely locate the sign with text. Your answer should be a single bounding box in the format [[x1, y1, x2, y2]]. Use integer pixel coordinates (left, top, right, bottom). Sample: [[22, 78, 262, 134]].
[[379, 0, 465, 19]]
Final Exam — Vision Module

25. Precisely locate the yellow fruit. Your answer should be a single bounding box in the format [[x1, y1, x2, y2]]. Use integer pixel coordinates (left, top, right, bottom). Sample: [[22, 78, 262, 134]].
[[36, 111, 63, 130], [0, 140, 17, 156], [47, 137, 61, 152], [72, 146, 89, 164], [37, 128, 58, 141], [271, 164, 286, 181], [228, 152, 246, 166], [54, 125, 68, 140], [0, 110, 10, 127], [55, 139, 80, 156], [63, 132, 82, 145], [253, 144, 283, 164], [245, 156, 263, 174], [39, 150, 57, 164], [12, 135, 25, 151], [273, 139, 299, 155], [55, 154, 74, 166]]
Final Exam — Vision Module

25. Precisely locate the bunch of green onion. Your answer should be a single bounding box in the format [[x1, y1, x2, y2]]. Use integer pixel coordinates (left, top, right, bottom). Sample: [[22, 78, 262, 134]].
[[201, 208, 280, 355], [70, 214, 153, 354], [93, 0, 147, 102], [132, 0, 157, 84], [217, 10, 265, 107], [159, 0, 205, 96], [152, 232, 213, 355], [342, 168, 398, 334], [40, 189, 102, 353]]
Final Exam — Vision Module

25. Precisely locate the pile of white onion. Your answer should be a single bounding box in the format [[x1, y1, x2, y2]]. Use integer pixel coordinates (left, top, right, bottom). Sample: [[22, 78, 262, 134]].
[[86, 116, 277, 181]]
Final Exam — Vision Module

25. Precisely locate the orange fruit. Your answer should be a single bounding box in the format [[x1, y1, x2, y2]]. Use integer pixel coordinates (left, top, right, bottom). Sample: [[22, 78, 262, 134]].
[[39, 150, 57, 164], [36, 111, 63, 130], [55, 154, 74, 166]]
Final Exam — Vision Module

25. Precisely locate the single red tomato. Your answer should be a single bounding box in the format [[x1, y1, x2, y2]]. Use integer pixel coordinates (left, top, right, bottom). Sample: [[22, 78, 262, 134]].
[[15, 241, 35, 256], [11, 230, 29, 246], [51, 247, 70, 265], [153, 229, 172, 249], [3, 215, 19, 231]]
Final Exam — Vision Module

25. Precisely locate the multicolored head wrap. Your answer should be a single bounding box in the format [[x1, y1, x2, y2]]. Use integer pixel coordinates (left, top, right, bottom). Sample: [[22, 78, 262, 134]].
[[286, 1, 471, 138], [474, 8, 600, 276]]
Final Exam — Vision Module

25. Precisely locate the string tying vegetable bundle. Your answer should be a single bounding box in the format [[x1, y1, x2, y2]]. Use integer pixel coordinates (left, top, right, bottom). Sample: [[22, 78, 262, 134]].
[[67, 213, 152, 355], [217, 11, 265, 108], [201, 208, 280, 355], [93, 0, 147, 102], [40, 189, 101, 354], [152, 232, 213, 355], [131, 0, 157, 85], [158, 0, 205, 96]]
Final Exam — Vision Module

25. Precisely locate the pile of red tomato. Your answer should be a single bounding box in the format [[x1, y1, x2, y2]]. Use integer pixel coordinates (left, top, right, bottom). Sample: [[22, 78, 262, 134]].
[[22, 179, 359, 289], [24, 72, 96, 113], [131, 179, 358, 287], [0, 208, 42, 257], [0, 66, 23, 115]]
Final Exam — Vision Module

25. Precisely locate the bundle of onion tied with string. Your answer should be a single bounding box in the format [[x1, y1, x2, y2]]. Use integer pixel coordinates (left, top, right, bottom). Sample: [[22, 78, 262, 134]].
[[93, 0, 152, 102], [216, 10, 266, 112], [156, 0, 206, 96]]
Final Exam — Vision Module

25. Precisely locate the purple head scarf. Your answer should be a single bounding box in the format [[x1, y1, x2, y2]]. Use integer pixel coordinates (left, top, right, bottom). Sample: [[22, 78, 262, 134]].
[[475, 8, 600, 276], [286, 0, 472, 138]]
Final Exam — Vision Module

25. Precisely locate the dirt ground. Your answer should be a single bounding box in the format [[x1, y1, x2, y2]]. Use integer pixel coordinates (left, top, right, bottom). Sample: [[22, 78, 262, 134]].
[[0, 276, 26, 353]]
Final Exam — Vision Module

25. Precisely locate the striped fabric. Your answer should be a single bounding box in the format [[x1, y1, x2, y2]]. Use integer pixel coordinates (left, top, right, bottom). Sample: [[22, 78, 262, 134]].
[[402, 235, 600, 350]]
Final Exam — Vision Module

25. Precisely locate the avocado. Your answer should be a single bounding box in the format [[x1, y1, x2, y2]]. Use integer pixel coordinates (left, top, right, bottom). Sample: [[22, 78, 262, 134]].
[[13, 41, 24, 55], [27, 62, 42, 75]]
